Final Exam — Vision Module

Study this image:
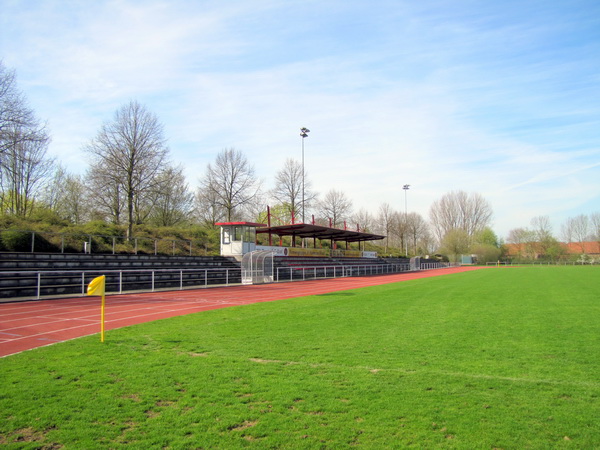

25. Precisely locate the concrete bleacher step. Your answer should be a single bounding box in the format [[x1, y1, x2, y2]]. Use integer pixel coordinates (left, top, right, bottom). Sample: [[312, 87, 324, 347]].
[[0, 253, 239, 270], [0, 253, 241, 299]]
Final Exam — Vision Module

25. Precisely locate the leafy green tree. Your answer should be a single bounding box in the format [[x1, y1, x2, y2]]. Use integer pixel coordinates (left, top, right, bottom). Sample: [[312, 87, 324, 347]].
[[474, 227, 499, 247], [439, 228, 470, 262], [470, 227, 502, 263], [543, 238, 567, 262]]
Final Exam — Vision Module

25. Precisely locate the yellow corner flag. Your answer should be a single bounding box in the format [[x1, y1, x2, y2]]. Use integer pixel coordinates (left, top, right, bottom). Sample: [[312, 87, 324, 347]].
[[87, 275, 105, 296], [87, 275, 107, 342]]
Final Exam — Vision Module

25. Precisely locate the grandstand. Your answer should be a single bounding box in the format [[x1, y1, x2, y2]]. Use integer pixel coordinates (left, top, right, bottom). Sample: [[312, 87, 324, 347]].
[[0, 217, 450, 300], [0, 252, 241, 300], [215, 220, 385, 260]]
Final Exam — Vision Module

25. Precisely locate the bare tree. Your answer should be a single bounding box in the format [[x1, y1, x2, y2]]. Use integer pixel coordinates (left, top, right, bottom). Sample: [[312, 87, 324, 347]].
[[506, 228, 528, 246], [570, 214, 590, 253], [0, 62, 54, 217], [241, 189, 268, 224], [85, 100, 169, 238], [0, 62, 39, 158], [149, 165, 194, 227], [271, 158, 317, 221], [528, 216, 565, 261], [530, 215, 553, 242], [42, 164, 67, 212], [429, 190, 493, 242], [351, 208, 374, 232], [417, 229, 437, 256], [507, 227, 536, 259], [390, 210, 407, 255], [376, 202, 395, 253], [43, 166, 88, 224], [198, 148, 261, 222], [561, 217, 575, 244], [317, 189, 353, 228], [406, 212, 429, 255], [529, 215, 554, 256], [0, 124, 53, 217], [194, 186, 226, 227], [591, 212, 600, 241], [61, 174, 88, 224], [86, 169, 126, 224]]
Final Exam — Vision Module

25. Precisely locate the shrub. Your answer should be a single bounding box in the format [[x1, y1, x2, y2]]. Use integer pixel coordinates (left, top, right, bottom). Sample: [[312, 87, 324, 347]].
[[78, 221, 124, 237], [29, 207, 70, 227], [0, 230, 58, 252], [1, 230, 33, 252], [471, 244, 502, 264]]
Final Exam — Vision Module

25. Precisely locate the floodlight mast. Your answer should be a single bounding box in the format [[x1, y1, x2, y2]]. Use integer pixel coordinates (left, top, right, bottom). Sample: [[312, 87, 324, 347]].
[[300, 127, 310, 223], [403, 184, 410, 256]]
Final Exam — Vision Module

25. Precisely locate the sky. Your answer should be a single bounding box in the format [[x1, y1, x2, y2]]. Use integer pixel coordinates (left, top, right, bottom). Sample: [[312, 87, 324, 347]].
[[2, 0, 599, 239]]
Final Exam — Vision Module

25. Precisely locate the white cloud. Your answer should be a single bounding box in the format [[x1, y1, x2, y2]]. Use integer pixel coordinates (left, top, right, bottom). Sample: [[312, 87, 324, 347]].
[[2, 0, 599, 239]]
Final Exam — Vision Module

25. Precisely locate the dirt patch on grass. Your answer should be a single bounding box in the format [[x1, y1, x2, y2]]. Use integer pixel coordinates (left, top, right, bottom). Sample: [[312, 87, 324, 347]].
[[228, 420, 258, 431], [156, 400, 176, 408], [0, 427, 61, 448], [249, 358, 281, 364]]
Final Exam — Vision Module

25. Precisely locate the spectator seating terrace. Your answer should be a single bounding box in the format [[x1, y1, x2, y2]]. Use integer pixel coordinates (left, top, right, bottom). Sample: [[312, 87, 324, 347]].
[[0, 253, 241, 300]]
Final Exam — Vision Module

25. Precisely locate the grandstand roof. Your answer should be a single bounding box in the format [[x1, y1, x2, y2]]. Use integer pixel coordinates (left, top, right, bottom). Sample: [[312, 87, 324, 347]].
[[255, 223, 385, 243]]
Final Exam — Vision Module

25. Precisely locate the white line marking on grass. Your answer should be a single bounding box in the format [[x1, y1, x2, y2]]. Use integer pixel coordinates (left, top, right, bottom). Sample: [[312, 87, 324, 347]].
[[246, 357, 600, 388], [430, 369, 600, 388]]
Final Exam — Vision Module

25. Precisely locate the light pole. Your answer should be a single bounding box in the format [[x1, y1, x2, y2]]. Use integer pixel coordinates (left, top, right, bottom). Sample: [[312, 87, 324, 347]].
[[300, 127, 310, 223], [403, 184, 410, 256]]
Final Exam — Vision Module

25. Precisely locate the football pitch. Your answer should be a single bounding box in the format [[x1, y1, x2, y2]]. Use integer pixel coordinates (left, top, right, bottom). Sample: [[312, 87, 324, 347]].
[[1, 266, 599, 448]]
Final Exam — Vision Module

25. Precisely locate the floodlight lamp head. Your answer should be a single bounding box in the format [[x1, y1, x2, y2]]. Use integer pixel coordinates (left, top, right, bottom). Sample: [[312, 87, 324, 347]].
[[403, 184, 410, 190], [300, 127, 310, 137]]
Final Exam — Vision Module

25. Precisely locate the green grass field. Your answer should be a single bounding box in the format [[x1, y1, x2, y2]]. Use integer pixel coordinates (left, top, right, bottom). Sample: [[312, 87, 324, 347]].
[[1, 266, 600, 448]]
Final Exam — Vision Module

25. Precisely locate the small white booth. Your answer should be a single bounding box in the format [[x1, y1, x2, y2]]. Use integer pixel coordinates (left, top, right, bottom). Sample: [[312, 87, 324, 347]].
[[215, 222, 266, 260]]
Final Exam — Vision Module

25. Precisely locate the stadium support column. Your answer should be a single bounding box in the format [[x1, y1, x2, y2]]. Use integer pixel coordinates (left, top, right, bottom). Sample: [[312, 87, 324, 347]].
[[267, 205, 272, 246]]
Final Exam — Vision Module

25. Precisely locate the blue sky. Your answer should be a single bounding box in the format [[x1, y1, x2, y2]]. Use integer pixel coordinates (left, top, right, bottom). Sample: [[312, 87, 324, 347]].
[[2, 0, 599, 238]]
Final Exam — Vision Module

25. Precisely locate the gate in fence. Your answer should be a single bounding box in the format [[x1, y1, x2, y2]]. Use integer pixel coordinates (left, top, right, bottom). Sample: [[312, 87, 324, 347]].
[[241, 251, 274, 285]]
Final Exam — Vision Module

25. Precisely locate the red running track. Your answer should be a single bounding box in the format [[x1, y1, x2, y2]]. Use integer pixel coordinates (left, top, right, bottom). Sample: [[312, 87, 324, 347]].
[[0, 266, 484, 357]]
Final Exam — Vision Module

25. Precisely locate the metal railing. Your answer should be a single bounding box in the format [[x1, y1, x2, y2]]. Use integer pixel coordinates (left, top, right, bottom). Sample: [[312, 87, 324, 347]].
[[0, 267, 242, 300], [0, 261, 453, 301], [274, 263, 406, 281], [274, 262, 453, 282], [492, 261, 600, 266], [0, 229, 208, 256]]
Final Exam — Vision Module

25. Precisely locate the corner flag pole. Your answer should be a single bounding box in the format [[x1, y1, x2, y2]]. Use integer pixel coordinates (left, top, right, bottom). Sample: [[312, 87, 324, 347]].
[[87, 275, 107, 342], [100, 290, 106, 342]]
